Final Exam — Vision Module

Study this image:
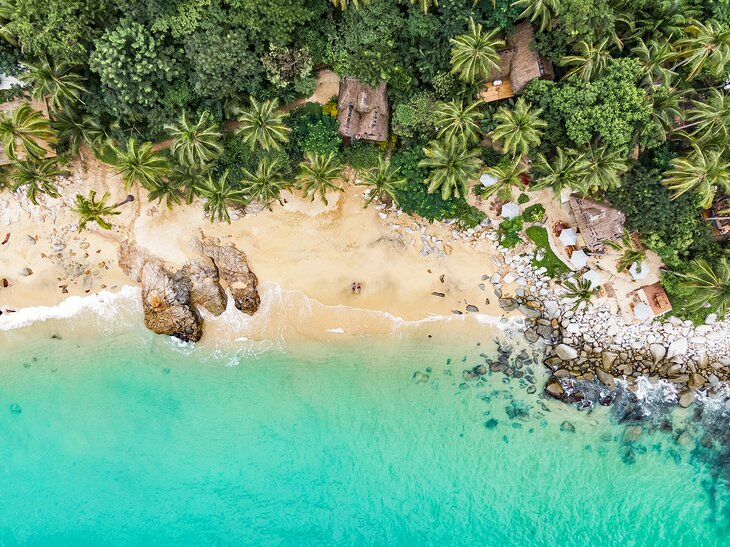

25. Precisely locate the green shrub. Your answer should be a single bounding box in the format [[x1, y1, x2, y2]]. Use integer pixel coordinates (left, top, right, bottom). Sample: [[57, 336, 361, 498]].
[[391, 146, 484, 229], [525, 226, 570, 277], [522, 203, 546, 223], [288, 102, 342, 161], [480, 146, 503, 167], [517, 193, 530, 205], [391, 92, 436, 140], [343, 141, 383, 170], [498, 217, 524, 248]]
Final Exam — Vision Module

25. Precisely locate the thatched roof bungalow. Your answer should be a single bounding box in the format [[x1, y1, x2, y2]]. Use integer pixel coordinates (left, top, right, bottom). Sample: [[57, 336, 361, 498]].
[[480, 22, 554, 103], [337, 77, 389, 142], [569, 196, 626, 253]]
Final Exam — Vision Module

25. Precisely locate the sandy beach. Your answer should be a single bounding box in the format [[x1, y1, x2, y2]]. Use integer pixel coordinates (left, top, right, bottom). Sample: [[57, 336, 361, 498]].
[[0, 153, 510, 336]]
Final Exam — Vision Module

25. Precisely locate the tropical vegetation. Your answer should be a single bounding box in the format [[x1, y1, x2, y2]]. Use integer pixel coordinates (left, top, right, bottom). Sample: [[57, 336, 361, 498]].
[[0, 0, 727, 320]]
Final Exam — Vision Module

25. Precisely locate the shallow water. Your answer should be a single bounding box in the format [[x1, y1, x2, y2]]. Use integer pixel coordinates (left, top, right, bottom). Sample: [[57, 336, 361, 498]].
[[1, 320, 729, 545]]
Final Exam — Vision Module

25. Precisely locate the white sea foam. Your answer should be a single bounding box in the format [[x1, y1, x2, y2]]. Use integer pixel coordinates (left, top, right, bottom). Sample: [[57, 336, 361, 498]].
[[0, 281, 510, 349], [0, 285, 141, 332]]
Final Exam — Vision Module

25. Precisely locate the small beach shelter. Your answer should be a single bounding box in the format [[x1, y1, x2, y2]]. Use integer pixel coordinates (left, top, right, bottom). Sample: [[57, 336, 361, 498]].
[[501, 202, 520, 219], [480, 173, 498, 187], [570, 249, 588, 268], [629, 260, 649, 280], [559, 228, 578, 246], [634, 302, 652, 321], [582, 269, 603, 289]]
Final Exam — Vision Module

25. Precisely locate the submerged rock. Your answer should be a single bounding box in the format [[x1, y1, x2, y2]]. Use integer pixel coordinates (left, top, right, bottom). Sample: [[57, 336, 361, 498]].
[[560, 421, 575, 433], [544, 377, 565, 400], [412, 371, 429, 384]]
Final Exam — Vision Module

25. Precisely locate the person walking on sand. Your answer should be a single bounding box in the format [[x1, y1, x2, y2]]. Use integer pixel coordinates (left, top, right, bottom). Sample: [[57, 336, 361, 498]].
[[356, 282, 362, 294], [351, 282, 357, 294]]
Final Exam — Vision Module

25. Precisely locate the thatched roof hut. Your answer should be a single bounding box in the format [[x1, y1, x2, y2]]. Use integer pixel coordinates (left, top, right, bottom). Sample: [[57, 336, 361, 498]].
[[337, 77, 389, 142], [569, 196, 626, 253], [480, 22, 554, 103]]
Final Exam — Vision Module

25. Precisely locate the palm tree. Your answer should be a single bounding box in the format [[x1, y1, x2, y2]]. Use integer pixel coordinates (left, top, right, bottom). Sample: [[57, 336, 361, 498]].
[[329, 0, 366, 9], [195, 170, 248, 223], [235, 97, 291, 151], [51, 109, 107, 158], [512, 0, 560, 32], [0, 104, 56, 161], [676, 89, 730, 145], [239, 156, 289, 210], [357, 156, 407, 208], [165, 111, 223, 169], [676, 257, 730, 317], [632, 0, 698, 43], [648, 87, 681, 143], [296, 152, 344, 205], [10, 158, 67, 205], [673, 19, 730, 81], [411, 0, 438, 13], [605, 228, 646, 273], [561, 277, 598, 310], [449, 18, 505, 84], [19, 57, 87, 111], [569, 144, 629, 195], [531, 148, 590, 195], [489, 97, 547, 159], [480, 159, 527, 201], [168, 164, 207, 204], [112, 139, 169, 190], [73, 190, 122, 231], [418, 140, 482, 200], [561, 39, 613, 82], [147, 177, 186, 209], [662, 145, 730, 209], [433, 99, 483, 146], [0, 0, 18, 46], [631, 38, 676, 86]]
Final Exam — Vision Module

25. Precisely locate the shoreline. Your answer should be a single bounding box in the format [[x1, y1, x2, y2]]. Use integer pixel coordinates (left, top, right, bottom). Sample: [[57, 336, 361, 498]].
[[1, 154, 729, 409]]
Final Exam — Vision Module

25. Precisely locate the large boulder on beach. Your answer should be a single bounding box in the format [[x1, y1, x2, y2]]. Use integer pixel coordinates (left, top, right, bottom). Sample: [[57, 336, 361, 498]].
[[138, 261, 203, 342], [199, 237, 260, 315], [667, 337, 688, 360], [555, 344, 578, 361], [182, 257, 227, 316], [119, 242, 203, 342]]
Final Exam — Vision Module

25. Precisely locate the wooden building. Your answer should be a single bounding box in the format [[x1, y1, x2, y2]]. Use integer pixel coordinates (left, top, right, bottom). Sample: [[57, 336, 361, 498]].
[[480, 22, 554, 103]]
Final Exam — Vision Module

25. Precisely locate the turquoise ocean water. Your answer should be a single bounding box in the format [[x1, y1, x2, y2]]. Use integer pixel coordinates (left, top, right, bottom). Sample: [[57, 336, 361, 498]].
[[1, 296, 729, 546]]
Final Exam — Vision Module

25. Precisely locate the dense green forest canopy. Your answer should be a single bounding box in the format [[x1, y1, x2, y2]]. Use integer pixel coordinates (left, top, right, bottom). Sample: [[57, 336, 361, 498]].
[[1, 0, 730, 320]]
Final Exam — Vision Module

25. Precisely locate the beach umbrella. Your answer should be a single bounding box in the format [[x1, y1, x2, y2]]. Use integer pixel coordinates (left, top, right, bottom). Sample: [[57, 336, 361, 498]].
[[629, 260, 649, 280], [480, 173, 498, 187], [558, 227, 578, 246], [501, 202, 520, 219], [634, 302, 652, 321], [570, 249, 588, 268], [582, 269, 603, 289]]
